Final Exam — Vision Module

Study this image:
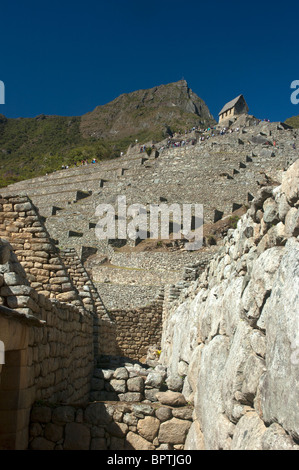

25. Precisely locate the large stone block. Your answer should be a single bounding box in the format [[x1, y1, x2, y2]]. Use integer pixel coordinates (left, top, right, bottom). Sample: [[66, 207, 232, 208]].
[[137, 416, 160, 441], [231, 412, 266, 450], [125, 431, 155, 450], [184, 420, 205, 450], [64, 423, 91, 450], [158, 417, 191, 444]]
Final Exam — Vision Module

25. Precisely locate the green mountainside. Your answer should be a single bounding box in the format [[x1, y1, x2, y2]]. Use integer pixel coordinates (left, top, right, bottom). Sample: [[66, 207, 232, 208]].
[[0, 80, 215, 187], [285, 115, 299, 128]]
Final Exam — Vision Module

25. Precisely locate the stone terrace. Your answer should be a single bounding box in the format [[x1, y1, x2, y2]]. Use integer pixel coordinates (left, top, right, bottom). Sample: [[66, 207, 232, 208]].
[[1, 117, 298, 309]]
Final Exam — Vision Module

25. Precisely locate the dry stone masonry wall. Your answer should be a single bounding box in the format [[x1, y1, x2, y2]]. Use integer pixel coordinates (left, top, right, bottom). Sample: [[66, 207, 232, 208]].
[[160, 159, 299, 450], [1, 119, 297, 310], [0, 239, 94, 405], [0, 117, 298, 450], [29, 399, 193, 451]]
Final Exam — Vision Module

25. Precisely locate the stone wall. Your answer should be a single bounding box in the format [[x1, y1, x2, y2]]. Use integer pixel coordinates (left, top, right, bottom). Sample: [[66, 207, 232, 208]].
[[0, 239, 94, 404], [0, 195, 84, 310], [0, 303, 44, 450], [160, 159, 299, 450], [29, 398, 193, 450], [108, 292, 164, 361], [0, 194, 165, 362]]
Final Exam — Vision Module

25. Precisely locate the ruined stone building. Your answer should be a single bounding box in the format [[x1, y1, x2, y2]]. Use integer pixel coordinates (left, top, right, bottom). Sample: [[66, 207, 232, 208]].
[[0, 116, 298, 450]]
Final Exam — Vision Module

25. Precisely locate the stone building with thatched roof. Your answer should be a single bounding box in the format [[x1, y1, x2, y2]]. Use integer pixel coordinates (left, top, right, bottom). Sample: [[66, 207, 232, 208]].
[[218, 94, 249, 124]]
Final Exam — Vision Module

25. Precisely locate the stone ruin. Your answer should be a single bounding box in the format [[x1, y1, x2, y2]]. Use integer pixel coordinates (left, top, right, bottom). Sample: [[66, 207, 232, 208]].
[[0, 115, 298, 450]]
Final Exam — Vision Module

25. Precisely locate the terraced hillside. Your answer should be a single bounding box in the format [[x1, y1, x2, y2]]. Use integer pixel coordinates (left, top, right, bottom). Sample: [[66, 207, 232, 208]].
[[1, 115, 297, 309], [0, 80, 215, 186]]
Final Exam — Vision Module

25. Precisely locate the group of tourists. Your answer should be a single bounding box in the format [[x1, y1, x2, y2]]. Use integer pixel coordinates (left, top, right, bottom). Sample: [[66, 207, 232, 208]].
[[61, 158, 98, 169]]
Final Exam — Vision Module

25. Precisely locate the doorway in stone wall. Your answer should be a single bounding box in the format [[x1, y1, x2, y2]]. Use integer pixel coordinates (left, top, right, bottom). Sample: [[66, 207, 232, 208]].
[[0, 348, 31, 450]]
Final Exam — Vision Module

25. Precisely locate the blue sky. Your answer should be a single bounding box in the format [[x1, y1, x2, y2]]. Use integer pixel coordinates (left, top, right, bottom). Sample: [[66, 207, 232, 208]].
[[1, 0, 298, 122]]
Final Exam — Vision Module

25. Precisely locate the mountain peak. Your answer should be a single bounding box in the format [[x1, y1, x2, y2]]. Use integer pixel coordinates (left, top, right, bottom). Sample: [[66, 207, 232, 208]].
[[80, 81, 215, 139]]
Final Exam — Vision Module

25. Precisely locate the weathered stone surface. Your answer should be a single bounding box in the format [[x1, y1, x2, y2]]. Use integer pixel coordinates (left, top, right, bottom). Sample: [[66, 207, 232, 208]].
[[64, 423, 91, 450], [241, 246, 284, 324], [261, 423, 299, 450], [231, 412, 266, 450], [90, 438, 107, 450], [110, 437, 125, 450], [118, 392, 143, 402], [56, 291, 77, 302], [155, 391, 187, 407], [156, 443, 172, 450], [30, 437, 55, 450], [186, 345, 203, 393], [0, 242, 11, 265], [114, 367, 129, 380], [263, 199, 279, 224], [84, 403, 114, 425], [31, 406, 52, 424], [95, 368, 114, 380], [144, 371, 165, 389], [106, 421, 128, 438], [127, 376, 144, 392], [132, 404, 154, 418], [155, 406, 172, 422], [257, 238, 299, 441], [3, 272, 26, 286], [1, 130, 298, 452], [137, 416, 160, 441], [278, 193, 291, 222], [281, 158, 299, 204], [44, 423, 64, 442], [221, 321, 253, 419], [91, 377, 105, 391], [110, 379, 126, 393], [184, 420, 205, 450], [158, 417, 191, 444], [165, 375, 183, 392], [14, 202, 32, 212], [125, 431, 155, 450], [194, 335, 229, 449], [284, 207, 299, 237], [52, 406, 75, 425], [172, 407, 193, 420], [241, 354, 265, 401], [123, 413, 138, 426]]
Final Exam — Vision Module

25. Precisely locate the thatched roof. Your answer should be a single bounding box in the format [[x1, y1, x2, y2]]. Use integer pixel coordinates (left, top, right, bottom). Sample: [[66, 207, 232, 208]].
[[218, 94, 244, 116]]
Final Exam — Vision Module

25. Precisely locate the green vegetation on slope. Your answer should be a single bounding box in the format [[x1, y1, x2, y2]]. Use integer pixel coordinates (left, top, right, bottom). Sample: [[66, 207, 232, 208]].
[[0, 81, 216, 188], [0, 114, 116, 186], [285, 115, 299, 128]]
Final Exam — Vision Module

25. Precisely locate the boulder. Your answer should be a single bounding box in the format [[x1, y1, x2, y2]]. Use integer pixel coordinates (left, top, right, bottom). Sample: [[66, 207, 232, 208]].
[[64, 423, 91, 450], [158, 418, 191, 444], [137, 416, 160, 441], [155, 391, 187, 407], [125, 432, 155, 450]]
